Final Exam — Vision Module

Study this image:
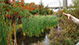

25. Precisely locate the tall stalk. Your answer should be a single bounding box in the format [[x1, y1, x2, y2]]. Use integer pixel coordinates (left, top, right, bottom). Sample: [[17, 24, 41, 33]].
[[4, 18, 13, 45], [5, 22, 9, 45], [13, 22, 17, 45], [0, 14, 13, 45]]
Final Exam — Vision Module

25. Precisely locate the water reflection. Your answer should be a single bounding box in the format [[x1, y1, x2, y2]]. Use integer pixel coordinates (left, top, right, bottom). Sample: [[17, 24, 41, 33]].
[[17, 30, 50, 45], [17, 36, 45, 45]]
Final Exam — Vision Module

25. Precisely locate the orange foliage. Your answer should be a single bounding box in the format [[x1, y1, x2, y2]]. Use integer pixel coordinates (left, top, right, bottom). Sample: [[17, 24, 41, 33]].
[[58, 9, 63, 15], [53, 12, 56, 15], [12, 2, 39, 12], [13, 4, 17, 7], [5, 14, 8, 18], [23, 3, 40, 11]]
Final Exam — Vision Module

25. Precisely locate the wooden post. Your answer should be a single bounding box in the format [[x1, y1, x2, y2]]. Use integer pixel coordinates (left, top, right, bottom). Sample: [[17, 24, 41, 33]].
[[63, 0, 68, 8]]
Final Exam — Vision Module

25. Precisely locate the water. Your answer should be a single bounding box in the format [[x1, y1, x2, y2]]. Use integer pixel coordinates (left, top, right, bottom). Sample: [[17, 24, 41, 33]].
[[17, 30, 50, 45], [76, 42, 79, 45], [22, 41, 24, 45], [43, 34, 49, 45], [57, 24, 61, 31], [17, 36, 45, 45]]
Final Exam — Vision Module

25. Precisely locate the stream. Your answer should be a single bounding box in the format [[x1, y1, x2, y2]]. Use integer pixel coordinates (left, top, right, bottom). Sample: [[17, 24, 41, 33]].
[[43, 34, 49, 45], [17, 29, 50, 45]]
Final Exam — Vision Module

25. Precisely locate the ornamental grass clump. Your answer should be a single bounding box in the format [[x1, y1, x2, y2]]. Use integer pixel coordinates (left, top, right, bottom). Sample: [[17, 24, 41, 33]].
[[22, 15, 58, 37]]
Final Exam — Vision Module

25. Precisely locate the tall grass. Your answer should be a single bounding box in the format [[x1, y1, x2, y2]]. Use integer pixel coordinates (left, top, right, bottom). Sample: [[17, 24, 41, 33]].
[[22, 15, 58, 37], [0, 15, 7, 45]]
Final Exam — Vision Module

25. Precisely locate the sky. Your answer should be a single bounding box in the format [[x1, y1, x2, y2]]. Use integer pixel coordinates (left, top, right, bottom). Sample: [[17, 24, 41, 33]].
[[24, 0, 73, 7]]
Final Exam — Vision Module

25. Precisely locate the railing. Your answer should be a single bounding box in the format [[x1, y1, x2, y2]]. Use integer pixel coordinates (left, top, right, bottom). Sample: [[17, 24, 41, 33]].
[[48, 6, 72, 9]]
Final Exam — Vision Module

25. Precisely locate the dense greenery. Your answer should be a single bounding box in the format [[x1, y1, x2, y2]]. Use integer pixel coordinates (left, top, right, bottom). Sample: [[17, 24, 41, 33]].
[[22, 15, 58, 37], [0, 15, 7, 45], [0, 0, 58, 45]]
